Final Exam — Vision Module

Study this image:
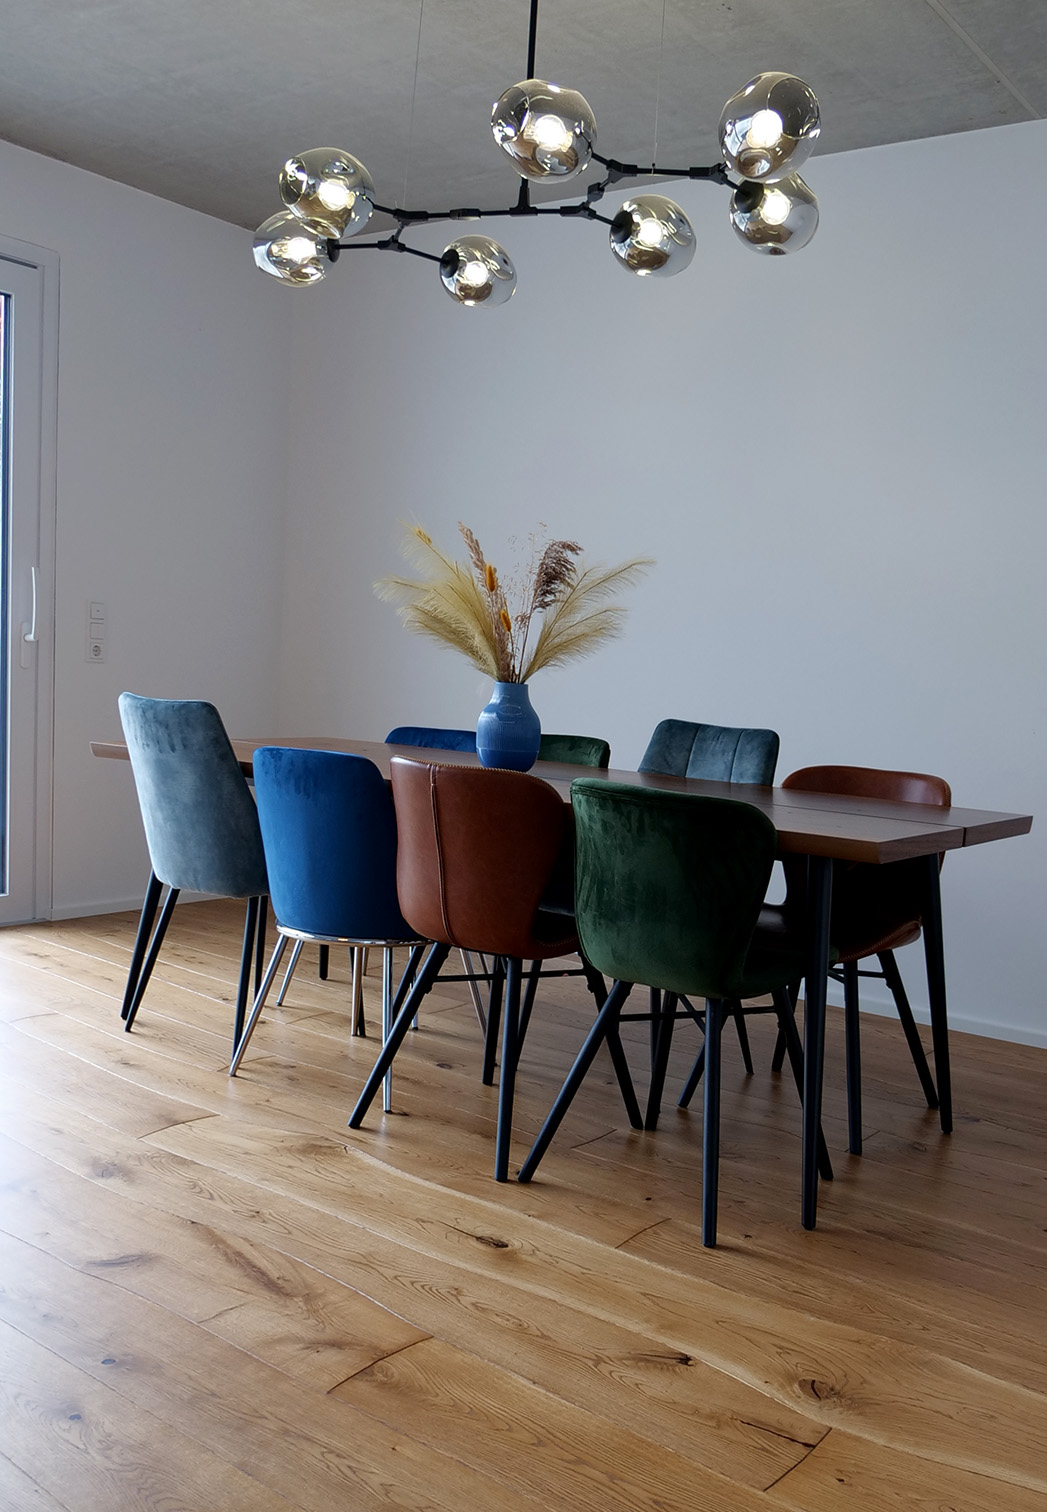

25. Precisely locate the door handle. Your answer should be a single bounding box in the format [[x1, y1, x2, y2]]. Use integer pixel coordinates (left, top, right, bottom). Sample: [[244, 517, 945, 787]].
[[20, 565, 38, 668]]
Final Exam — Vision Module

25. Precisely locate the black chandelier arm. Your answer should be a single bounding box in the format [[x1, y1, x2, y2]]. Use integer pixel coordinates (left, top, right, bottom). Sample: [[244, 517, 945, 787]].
[[589, 151, 733, 187]]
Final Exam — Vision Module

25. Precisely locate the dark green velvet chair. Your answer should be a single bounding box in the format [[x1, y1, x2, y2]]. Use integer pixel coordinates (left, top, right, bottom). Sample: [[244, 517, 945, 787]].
[[117, 693, 268, 1051], [638, 717, 781, 1085], [539, 733, 610, 768], [518, 780, 831, 1246]]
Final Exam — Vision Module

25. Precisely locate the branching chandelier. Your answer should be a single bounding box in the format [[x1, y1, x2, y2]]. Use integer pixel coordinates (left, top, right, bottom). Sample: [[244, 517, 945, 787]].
[[253, 0, 821, 307]]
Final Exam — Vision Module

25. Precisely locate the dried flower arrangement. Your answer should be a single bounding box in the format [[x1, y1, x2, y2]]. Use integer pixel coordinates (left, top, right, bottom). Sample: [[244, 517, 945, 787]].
[[376, 523, 651, 684]]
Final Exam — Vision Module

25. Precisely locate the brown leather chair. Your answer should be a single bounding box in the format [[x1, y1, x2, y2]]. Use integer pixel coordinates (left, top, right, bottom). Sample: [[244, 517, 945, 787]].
[[347, 757, 640, 1180], [771, 765, 952, 1154]]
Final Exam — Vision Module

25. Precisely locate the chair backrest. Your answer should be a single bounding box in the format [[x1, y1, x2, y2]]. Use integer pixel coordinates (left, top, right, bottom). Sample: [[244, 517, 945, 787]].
[[782, 765, 951, 809], [386, 726, 477, 753], [571, 779, 778, 999], [253, 747, 414, 942], [538, 733, 610, 768], [780, 764, 951, 941], [118, 692, 268, 898], [638, 719, 779, 785], [390, 757, 574, 958]]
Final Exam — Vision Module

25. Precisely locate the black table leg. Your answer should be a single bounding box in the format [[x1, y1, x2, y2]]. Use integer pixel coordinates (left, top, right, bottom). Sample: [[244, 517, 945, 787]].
[[802, 855, 833, 1230], [922, 855, 952, 1135]]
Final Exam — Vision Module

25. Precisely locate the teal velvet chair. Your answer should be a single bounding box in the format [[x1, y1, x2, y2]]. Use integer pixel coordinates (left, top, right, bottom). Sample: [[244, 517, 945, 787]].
[[229, 748, 430, 1110], [518, 780, 831, 1246], [117, 693, 268, 1051], [638, 718, 779, 785]]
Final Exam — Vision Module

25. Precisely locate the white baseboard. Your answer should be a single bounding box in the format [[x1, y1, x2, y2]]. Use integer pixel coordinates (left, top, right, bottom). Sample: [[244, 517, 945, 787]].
[[824, 978, 1047, 1049], [48, 891, 215, 922]]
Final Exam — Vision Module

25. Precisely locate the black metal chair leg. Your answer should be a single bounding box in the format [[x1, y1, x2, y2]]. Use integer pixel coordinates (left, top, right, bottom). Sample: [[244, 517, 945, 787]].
[[770, 983, 799, 1073], [770, 1026, 787, 1071], [482, 959, 505, 1085], [494, 958, 523, 1182], [677, 1040, 705, 1109], [516, 960, 543, 1047], [124, 884, 179, 1031], [772, 987, 833, 1183], [580, 958, 642, 1128], [879, 950, 938, 1109], [121, 871, 164, 1021], [701, 999, 724, 1247], [733, 1009, 754, 1074], [233, 896, 261, 1050], [843, 958, 863, 1154], [254, 897, 268, 992], [318, 943, 330, 980], [518, 979, 634, 1183], [645, 992, 677, 1131], [348, 943, 450, 1128]]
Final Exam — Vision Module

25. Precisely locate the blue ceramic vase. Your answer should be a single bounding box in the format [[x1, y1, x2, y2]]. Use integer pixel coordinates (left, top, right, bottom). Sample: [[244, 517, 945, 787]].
[[476, 681, 541, 771]]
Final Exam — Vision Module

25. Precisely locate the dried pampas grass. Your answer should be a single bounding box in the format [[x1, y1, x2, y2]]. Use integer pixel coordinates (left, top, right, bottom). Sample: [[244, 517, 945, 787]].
[[376, 523, 651, 683]]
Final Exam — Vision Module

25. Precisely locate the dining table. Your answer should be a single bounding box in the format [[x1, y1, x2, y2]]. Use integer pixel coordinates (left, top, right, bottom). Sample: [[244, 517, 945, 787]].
[[93, 732, 1034, 1229]]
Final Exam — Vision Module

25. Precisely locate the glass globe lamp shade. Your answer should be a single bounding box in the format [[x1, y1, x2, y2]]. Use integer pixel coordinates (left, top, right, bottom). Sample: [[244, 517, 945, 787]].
[[491, 80, 596, 180], [279, 148, 375, 238], [729, 174, 818, 255], [719, 73, 820, 181], [252, 212, 330, 285], [609, 195, 695, 277], [439, 236, 517, 307]]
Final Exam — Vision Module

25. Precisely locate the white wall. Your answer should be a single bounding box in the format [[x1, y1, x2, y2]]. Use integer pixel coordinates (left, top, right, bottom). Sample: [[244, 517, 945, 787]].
[[276, 118, 1047, 1046], [0, 139, 293, 916]]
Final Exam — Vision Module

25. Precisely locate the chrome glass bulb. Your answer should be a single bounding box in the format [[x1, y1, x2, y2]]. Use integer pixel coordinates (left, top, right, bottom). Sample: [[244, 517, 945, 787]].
[[719, 73, 820, 181], [439, 236, 517, 307], [279, 148, 375, 237], [252, 212, 329, 285], [609, 195, 695, 278], [729, 174, 818, 255], [491, 79, 596, 180]]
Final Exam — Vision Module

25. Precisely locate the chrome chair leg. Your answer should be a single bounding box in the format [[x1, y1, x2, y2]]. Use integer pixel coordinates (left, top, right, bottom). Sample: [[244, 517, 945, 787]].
[[275, 937, 305, 1005], [229, 933, 291, 1075]]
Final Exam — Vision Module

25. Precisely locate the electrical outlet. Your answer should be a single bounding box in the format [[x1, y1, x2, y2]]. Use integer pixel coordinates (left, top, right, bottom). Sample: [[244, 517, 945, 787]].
[[87, 600, 107, 662]]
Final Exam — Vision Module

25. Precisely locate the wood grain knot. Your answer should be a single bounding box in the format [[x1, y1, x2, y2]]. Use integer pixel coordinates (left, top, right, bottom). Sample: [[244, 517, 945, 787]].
[[803, 1378, 840, 1403], [474, 1234, 510, 1249]]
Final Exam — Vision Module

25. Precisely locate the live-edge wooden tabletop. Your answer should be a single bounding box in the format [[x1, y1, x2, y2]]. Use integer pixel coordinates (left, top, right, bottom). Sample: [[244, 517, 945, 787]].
[[91, 734, 1033, 866]]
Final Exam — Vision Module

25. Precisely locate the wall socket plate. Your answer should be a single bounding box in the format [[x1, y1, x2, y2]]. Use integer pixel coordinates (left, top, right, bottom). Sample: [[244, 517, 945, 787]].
[[87, 600, 106, 662]]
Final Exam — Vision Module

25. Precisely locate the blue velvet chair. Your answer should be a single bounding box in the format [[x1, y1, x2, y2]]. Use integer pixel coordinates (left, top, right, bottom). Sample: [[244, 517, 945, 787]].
[[117, 693, 269, 1050], [229, 747, 430, 1110], [638, 717, 781, 1093], [386, 725, 477, 752]]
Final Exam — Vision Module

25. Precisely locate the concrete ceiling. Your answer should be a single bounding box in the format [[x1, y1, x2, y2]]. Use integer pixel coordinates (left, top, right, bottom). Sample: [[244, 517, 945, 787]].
[[0, 0, 1043, 231]]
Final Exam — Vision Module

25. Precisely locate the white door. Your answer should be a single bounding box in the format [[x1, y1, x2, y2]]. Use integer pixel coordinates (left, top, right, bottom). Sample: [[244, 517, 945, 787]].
[[0, 244, 57, 923]]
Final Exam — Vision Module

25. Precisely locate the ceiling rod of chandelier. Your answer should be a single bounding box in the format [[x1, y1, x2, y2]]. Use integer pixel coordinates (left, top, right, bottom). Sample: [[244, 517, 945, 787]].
[[253, 0, 821, 305]]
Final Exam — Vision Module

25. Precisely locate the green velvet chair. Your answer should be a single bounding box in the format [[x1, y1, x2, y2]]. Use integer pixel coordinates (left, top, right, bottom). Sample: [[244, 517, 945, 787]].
[[539, 733, 610, 768], [638, 717, 781, 1087], [518, 779, 831, 1246]]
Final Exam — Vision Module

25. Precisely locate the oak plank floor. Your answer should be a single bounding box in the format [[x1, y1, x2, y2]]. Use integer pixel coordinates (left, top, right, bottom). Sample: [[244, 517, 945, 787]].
[[1, 900, 1046, 1510]]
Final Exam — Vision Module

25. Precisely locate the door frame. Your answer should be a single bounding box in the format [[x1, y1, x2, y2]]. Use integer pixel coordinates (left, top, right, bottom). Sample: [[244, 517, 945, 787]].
[[0, 233, 58, 923]]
